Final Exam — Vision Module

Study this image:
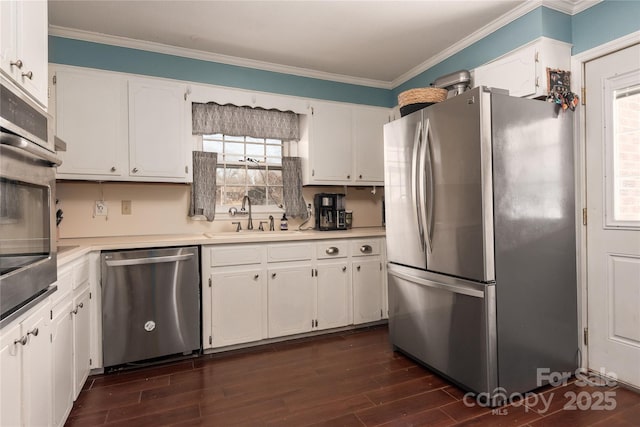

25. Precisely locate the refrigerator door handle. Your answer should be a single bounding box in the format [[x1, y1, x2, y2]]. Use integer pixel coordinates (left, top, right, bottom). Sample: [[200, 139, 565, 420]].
[[425, 119, 435, 252], [411, 121, 426, 252], [419, 118, 432, 253], [388, 266, 485, 298]]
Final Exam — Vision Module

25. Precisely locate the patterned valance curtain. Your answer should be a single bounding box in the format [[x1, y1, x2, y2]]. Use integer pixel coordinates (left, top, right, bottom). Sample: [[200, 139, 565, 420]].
[[192, 102, 299, 140]]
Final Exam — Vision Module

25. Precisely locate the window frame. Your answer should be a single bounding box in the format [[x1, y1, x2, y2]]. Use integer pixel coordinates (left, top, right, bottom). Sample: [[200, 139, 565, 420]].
[[201, 134, 287, 216]]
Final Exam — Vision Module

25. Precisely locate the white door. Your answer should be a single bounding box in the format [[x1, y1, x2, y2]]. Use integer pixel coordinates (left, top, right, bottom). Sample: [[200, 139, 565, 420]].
[[585, 43, 640, 388]]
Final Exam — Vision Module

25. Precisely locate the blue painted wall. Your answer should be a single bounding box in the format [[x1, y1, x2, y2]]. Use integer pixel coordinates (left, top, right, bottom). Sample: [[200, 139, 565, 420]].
[[49, 37, 394, 107], [393, 7, 572, 98], [572, 1, 640, 54], [49, 3, 638, 108]]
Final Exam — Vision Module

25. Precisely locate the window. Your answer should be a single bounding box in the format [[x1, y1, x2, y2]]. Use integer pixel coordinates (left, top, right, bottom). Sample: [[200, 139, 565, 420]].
[[203, 134, 283, 208]]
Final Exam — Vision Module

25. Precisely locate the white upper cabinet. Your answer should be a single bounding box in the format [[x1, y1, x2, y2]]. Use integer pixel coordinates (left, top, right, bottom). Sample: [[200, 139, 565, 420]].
[[473, 37, 571, 99], [0, 0, 48, 107], [52, 66, 192, 183], [352, 107, 388, 183], [300, 101, 389, 186], [306, 102, 353, 183], [128, 79, 189, 179], [54, 67, 129, 177]]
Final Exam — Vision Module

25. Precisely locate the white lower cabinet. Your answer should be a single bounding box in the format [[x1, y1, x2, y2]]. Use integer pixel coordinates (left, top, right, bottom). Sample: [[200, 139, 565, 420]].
[[202, 236, 385, 350], [267, 263, 315, 338], [72, 285, 91, 399], [210, 268, 266, 347], [316, 260, 350, 330], [353, 258, 384, 324], [0, 298, 51, 427], [352, 239, 385, 324], [50, 255, 91, 427]]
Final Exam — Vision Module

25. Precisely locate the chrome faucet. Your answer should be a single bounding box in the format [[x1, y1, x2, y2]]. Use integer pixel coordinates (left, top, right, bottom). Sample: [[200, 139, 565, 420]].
[[241, 195, 253, 230]]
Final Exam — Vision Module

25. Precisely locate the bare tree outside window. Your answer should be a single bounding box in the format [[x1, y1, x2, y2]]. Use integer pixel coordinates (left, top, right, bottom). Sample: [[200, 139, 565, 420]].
[[203, 134, 283, 208]]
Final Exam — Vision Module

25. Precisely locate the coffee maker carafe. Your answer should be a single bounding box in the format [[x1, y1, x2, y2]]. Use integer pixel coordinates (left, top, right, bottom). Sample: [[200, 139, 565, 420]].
[[314, 193, 346, 231]]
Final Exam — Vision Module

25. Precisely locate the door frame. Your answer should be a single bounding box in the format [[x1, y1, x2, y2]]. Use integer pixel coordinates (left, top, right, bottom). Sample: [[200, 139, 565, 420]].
[[570, 30, 640, 370]]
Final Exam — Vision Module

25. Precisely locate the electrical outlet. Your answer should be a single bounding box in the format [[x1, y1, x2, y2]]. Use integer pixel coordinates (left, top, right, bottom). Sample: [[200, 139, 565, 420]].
[[122, 200, 132, 215], [94, 201, 108, 216]]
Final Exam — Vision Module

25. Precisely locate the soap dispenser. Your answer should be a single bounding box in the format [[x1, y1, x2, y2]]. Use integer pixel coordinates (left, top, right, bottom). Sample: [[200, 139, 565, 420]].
[[280, 213, 288, 231]]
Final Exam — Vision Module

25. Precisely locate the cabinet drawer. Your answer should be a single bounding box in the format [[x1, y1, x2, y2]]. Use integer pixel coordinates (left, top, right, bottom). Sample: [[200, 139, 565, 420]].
[[316, 241, 348, 259], [210, 245, 264, 267], [350, 239, 382, 257], [73, 258, 90, 289], [267, 243, 313, 262]]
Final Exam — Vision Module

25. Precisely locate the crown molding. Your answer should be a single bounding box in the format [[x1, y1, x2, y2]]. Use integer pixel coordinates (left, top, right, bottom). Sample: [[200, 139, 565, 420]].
[[48, 25, 394, 89], [541, 0, 602, 15], [51, 0, 599, 92], [390, 1, 545, 88]]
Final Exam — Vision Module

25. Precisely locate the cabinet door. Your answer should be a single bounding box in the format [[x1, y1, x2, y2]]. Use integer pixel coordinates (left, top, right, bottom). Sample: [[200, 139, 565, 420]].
[[72, 286, 91, 399], [268, 265, 315, 338], [51, 300, 74, 427], [316, 261, 350, 330], [352, 107, 387, 184], [0, 1, 18, 82], [55, 68, 128, 177], [15, 0, 48, 107], [211, 269, 266, 347], [309, 102, 353, 183], [128, 79, 188, 179], [473, 45, 537, 98], [353, 258, 383, 324], [22, 301, 51, 427], [0, 0, 47, 107], [0, 322, 23, 427]]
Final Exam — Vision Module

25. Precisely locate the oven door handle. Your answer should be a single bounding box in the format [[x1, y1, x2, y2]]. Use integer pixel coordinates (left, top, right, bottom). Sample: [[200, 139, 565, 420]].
[[105, 253, 194, 267], [1, 131, 61, 166]]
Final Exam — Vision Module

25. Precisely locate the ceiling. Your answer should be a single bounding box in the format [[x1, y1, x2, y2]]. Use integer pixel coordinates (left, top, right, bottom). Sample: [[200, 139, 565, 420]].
[[48, 1, 585, 88]]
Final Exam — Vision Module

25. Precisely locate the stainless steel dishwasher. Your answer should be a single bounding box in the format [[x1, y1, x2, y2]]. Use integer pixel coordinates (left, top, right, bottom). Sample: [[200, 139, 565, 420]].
[[101, 246, 200, 368]]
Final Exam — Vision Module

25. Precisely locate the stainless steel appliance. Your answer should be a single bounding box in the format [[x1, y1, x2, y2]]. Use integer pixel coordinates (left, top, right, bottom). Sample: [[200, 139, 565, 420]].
[[433, 69, 471, 98], [314, 193, 347, 231], [384, 86, 578, 403], [101, 246, 200, 368], [1, 77, 61, 325]]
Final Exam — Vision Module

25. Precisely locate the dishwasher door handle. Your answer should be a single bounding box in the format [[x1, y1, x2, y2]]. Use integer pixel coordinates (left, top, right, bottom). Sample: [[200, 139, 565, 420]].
[[105, 253, 194, 267]]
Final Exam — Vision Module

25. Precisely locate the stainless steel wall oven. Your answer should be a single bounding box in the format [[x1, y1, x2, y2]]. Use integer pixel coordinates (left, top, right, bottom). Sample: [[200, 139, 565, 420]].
[[0, 77, 61, 324]]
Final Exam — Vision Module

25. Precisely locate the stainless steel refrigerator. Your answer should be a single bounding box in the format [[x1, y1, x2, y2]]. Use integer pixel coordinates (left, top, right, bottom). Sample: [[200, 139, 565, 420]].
[[384, 86, 578, 402]]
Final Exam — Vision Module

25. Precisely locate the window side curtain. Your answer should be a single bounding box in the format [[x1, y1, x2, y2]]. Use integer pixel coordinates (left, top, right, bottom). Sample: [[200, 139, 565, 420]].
[[189, 151, 217, 222], [192, 102, 299, 141], [282, 157, 309, 220]]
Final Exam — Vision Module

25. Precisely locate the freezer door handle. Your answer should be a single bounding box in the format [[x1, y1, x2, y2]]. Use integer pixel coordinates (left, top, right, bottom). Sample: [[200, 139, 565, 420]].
[[411, 120, 426, 252], [388, 267, 485, 299], [104, 253, 194, 267]]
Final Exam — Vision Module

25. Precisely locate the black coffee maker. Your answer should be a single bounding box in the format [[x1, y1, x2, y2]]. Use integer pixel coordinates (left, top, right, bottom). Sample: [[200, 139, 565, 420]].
[[314, 193, 347, 231]]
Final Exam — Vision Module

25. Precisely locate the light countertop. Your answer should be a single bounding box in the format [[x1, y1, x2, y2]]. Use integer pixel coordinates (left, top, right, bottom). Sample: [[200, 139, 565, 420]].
[[57, 227, 386, 266]]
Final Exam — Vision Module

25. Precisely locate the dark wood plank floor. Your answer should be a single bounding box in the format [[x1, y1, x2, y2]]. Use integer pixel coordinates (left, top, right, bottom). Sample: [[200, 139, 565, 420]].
[[66, 326, 640, 426]]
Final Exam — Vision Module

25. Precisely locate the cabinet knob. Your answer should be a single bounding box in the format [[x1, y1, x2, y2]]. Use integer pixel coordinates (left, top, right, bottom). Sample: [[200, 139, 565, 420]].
[[360, 245, 373, 254], [110, 166, 116, 172], [271, 273, 276, 279], [347, 175, 351, 179], [71, 307, 79, 315], [132, 167, 139, 173], [356, 265, 361, 271], [10, 59, 23, 69], [78, 302, 84, 309], [325, 246, 338, 255], [21, 71, 33, 80], [14, 335, 28, 346], [342, 266, 347, 272], [254, 274, 259, 280], [27, 327, 38, 337], [359, 174, 363, 179]]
